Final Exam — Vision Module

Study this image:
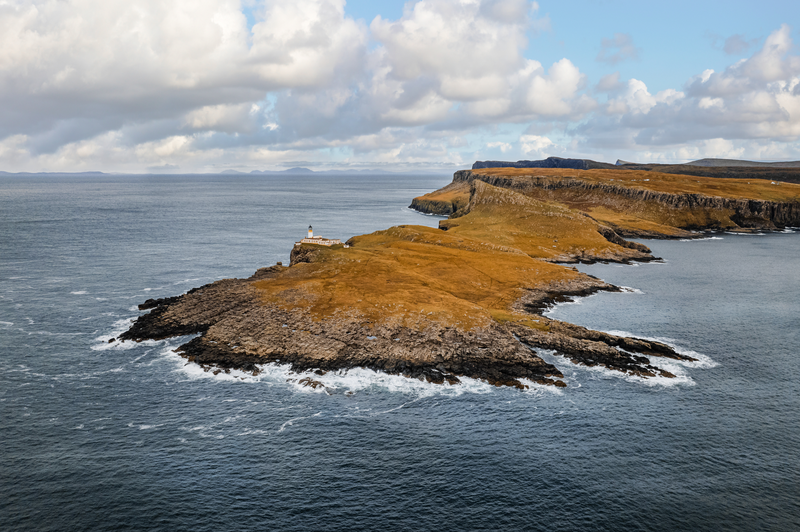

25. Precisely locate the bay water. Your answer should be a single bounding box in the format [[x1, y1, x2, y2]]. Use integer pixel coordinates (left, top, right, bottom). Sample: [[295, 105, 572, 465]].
[[1, 175, 798, 531]]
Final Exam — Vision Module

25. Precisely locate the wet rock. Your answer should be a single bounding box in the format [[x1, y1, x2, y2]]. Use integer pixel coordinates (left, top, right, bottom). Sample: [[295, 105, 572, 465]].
[[298, 377, 325, 389]]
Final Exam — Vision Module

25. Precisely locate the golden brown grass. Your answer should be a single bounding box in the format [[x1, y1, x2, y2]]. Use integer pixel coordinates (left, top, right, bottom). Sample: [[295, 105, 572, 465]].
[[251, 183, 614, 331], [440, 181, 640, 261], [254, 223, 579, 331], [252, 168, 798, 333]]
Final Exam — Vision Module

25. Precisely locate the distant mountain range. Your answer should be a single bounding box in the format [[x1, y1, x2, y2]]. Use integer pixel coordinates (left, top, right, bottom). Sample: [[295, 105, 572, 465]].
[[0, 167, 415, 176], [0, 170, 108, 175], [221, 167, 397, 175]]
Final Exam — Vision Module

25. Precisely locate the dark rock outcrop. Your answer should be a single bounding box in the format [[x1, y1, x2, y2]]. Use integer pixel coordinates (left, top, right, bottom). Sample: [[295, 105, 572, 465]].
[[409, 197, 458, 215], [513, 323, 687, 379], [408, 181, 470, 215], [290, 245, 324, 266]]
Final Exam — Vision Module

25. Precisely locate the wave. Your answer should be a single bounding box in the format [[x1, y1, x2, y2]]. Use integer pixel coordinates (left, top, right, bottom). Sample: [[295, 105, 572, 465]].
[[90, 318, 138, 350], [407, 207, 447, 218], [536, 349, 697, 388], [156, 344, 561, 398], [127, 422, 166, 430], [278, 412, 322, 432], [22, 329, 86, 337], [619, 286, 644, 294], [173, 278, 202, 285], [601, 329, 717, 369], [679, 236, 724, 242]]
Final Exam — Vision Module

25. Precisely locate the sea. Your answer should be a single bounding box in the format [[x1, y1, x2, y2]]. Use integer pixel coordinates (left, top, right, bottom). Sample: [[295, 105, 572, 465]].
[[1, 174, 799, 531]]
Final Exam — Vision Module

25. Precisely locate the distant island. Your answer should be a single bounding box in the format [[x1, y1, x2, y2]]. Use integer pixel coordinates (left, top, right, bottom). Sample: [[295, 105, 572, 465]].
[[118, 158, 800, 390]]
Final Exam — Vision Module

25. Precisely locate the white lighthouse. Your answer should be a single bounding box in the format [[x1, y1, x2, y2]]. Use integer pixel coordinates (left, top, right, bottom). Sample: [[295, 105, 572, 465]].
[[295, 225, 344, 247]]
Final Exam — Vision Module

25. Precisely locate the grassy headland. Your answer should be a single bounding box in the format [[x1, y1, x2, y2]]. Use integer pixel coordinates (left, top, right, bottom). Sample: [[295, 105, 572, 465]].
[[121, 167, 799, 389]]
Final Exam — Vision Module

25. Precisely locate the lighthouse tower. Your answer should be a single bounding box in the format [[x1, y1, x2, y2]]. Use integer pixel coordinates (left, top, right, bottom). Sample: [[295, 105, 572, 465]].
[[295, 225, 343, 247]]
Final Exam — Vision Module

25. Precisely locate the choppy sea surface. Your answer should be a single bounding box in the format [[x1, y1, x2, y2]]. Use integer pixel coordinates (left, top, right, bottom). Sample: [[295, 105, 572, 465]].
[[1, 174, 799, 531]]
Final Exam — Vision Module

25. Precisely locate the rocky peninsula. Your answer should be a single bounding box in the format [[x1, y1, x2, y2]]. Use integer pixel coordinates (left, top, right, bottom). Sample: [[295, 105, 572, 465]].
[[119, 164, 800, 389]]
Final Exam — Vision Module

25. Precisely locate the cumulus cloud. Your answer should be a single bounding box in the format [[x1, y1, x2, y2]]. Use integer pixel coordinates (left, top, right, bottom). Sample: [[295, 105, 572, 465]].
[[596, 33, 640, 65], [0, 0, 366, 154], [487, 141, 513, 153], [579, 25, 800, 160], [368, 0, 589, 122], [0, 0, 598, 171], [1, 2, 799, 171], [595, 72, 624, 93], [520, 134, 564, 158]]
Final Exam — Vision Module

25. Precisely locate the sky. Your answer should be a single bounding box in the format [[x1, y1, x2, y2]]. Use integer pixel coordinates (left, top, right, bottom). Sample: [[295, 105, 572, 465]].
[[1, 0, 799, 173]]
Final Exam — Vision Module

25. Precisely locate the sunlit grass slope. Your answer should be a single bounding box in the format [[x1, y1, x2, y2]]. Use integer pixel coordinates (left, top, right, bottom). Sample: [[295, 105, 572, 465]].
[[253, 182, 638, 332], [439, 181, 650, 262], [254, 168, 799, 335]]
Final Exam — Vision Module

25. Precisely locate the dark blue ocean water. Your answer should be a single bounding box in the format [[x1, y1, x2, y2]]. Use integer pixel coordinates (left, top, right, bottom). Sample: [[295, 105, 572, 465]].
[[1, 175, 799, 531]]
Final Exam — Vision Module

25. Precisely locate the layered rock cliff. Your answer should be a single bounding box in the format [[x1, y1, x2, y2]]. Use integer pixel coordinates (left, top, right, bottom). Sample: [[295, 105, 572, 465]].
[[450, 169, 800, 232]]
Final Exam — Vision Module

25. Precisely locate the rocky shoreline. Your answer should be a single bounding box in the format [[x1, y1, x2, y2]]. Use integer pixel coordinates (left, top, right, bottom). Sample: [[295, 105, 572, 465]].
[[119, 265, 693, 389]]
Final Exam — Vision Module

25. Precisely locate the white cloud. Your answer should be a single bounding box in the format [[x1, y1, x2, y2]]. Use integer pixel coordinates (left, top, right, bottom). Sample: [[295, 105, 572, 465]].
[[596, 72, 623, 93], [184, 103, 256, 133], [369, 0, 589, 122], [520, 134, 562, 157], [604, 79, 684, 115], [0, 0, 367, 151], [580, 25, 800, 159], [487, 141, 512, 153], [1, 3, 799, 172]]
